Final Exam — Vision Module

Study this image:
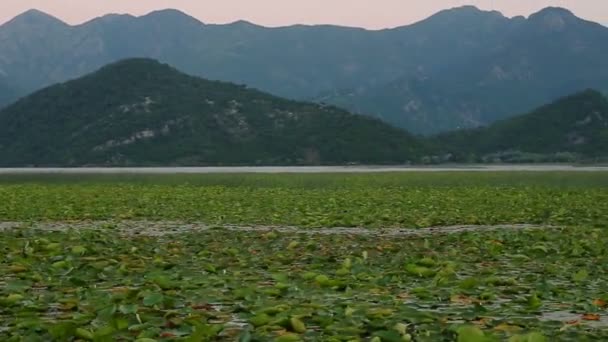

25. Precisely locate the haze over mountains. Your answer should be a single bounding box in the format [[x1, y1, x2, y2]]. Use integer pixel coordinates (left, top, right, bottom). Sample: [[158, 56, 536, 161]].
[[1, 6, 608, 133]]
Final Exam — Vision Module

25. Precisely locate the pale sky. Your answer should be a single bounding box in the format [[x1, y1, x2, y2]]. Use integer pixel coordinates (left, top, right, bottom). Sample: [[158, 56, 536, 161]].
[[0, 0, 606, 29]]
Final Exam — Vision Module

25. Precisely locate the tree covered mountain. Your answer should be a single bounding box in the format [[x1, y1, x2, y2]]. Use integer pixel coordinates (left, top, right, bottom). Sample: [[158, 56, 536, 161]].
[[433, 89, 608, 162], [0, 59, 424, 166], [1, 6, 607, 133]]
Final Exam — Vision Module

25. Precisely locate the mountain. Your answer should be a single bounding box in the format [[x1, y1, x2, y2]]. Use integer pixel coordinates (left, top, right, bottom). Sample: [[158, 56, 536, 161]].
[[0, 10, 70, 98], [0, 59, 424, 166], [432, 89, 608, 162], [0, 76, 18, 107], [322, 7, 608, 133], [1, 7, 608, 134], [0, 9, 409, 107], [0, 7, 549, 108]]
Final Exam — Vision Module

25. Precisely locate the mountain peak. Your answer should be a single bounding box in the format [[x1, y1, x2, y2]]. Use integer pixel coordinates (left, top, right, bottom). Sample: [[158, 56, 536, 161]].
[[85, 9, 203, 27], [95, 13, 136, 22], [91, 58, 191, 84], [140, 9, 204, 25], [227, 20, 262, 28], [3, 9, 67, 28], [415, 5, 506, 27], [435, 5, 504, 18], [448, 5, 483, 12], [565, 88, 605, 101], [16, 9, 55, 19], [97, 58, 175, 74], [528, 7, 578, 31], [531, 7, 576, 18]]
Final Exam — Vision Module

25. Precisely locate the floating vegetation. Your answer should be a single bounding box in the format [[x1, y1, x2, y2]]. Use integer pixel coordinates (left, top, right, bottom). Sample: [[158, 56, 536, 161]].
[[1, 172, 606, 340], [1, 225, 607, 341], [0, 173, 607, 228]]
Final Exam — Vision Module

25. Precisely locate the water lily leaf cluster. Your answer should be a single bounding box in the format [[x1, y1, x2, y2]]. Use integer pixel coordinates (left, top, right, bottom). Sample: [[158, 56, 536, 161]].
[[1, 225, 607, 341], [0, 174, 606, 228]]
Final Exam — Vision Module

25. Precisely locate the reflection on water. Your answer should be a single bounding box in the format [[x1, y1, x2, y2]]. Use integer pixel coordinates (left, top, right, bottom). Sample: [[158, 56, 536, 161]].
[[541, 311, 608, 328]]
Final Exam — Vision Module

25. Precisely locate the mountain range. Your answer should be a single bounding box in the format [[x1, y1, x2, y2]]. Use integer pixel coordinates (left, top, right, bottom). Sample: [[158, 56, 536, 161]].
[[319, 7, 608, 133], [1, 6, 607, 133]]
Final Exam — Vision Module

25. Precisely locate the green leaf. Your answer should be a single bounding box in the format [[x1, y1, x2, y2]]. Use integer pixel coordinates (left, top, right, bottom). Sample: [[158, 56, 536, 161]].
[[143, 293, 164, 306], [119, 304, 139, 314], [314, 274, 332, 286], [527, 292, 542, 310], [238, 328, 252, 342], [405, 263, 436, 278], [373, 330, 403, 342], [5, 280, 32, 292], [71, 245, 87, 255], [97, 305, 117, 321], [112, 317, 130, 330], [185, 322, 223, 341], [289, 317, 306, 333], [249, 313, 271, 327], [150, 275, 175, 289], [457, 325, 488, 342], [573, 269, 589, 282], [75, 328, 94, 341], [509, 332, 547, 342], [48, 322, 76, 340], [275, 334, 301, 342], [393, 323, 408, 335], [93, 325, 116, 339]]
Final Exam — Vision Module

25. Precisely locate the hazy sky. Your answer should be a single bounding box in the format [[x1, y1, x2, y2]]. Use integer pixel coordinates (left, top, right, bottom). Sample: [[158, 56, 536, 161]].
[[0, 0, 606, 29]]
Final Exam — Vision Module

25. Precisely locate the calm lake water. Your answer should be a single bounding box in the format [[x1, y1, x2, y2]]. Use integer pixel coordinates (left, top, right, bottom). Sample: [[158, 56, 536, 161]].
[[0, 165, 607, 174]]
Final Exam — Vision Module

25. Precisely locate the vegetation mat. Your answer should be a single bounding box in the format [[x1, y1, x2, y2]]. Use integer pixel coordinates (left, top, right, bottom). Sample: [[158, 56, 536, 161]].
[[1, 172, 606, 340], [1, 225, 607, 341], [0, 172, 607, 228]]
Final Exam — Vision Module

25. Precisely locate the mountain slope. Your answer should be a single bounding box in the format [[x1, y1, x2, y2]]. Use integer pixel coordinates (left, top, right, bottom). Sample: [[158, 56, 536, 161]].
[[0, 9, 72, 94], [433, 89, 608, 161], [0, 77, 19, 108], [320, 7, 608, 133], [0, 59, 423, 166]]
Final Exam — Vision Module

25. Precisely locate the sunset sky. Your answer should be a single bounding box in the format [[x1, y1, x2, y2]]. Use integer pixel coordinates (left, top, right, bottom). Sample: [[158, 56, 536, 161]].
[[0, 0, 606, 29]]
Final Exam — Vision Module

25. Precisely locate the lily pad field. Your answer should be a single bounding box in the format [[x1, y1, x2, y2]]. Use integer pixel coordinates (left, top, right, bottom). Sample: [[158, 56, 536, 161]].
[[1, 172, 607, 341]]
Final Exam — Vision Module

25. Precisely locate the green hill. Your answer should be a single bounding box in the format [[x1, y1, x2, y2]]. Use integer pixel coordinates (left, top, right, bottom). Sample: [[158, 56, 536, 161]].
[[0, 59, 424, 166], [433, 90, 608, 162]]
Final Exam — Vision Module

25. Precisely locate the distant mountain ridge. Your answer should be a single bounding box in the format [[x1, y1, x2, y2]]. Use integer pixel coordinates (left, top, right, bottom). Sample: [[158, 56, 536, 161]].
[[321, 7, 608, 133], [0, 59, 424, 166], [1, 6, 608, 133]]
